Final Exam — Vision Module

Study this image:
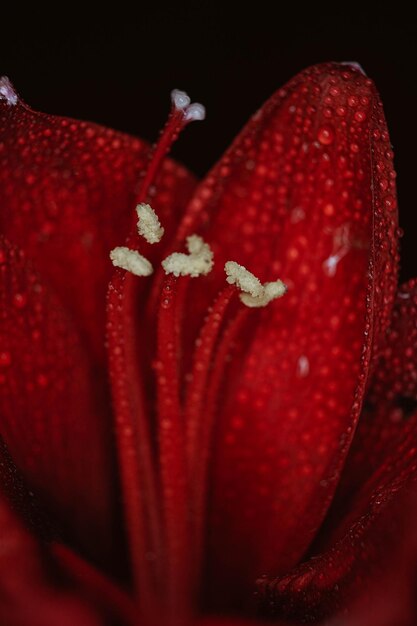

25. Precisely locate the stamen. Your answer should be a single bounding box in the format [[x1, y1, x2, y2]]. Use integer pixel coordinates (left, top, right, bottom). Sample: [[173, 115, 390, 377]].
[[188, 305, 249, 592], [155, 275, 192, 618], [110, 246, 153, 276], [185, 285, 236, 472], [137, 89, 206, 205], [136, 203, 165, 244], [225, 261, 287, 307], [162, 235, 214, 277]]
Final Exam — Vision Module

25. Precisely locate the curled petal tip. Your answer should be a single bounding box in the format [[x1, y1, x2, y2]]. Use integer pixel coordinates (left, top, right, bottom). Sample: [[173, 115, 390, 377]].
[[339, 61, 367, 76], [0, 76, 18, 106]]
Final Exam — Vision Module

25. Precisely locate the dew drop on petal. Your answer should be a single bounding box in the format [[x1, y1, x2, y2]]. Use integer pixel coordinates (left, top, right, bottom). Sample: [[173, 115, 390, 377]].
[[317, 125, 334, 145], [0, 351, 11, 367]]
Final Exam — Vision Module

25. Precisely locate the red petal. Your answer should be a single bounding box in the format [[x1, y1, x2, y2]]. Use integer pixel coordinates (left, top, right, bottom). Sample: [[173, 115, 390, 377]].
[[256, 420, 417, 622], [324, 279, 417, 528], [0, 435, 55, 537], [0, 80, 196, 361], [196, 617, 290, 626], [255, 285, 417, 621], [0, 489, 102, 626], [0, 237, 115, 561], [174, 64, 398, 604]]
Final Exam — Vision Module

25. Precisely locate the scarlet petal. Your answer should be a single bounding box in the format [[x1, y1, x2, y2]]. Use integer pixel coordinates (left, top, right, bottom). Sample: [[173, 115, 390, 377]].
[[0, 435, 54, 537], [255, 287, 417, 621], [197, 617, 297, 626], [325, 279, 417, 524], [0, 490, 102, 626], [0, 82, 196, 361], [0, 238, 115, 561], [257, 423, 417, 622], [176, 64, 398, 603]]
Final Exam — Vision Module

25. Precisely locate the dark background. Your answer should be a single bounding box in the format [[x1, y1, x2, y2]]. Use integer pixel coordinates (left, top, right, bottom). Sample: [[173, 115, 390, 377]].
[[1, 3, 416, 278]]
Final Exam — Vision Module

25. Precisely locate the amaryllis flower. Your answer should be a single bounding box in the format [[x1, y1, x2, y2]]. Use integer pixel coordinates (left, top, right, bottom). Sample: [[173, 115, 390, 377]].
[[0, 62, 416, 626]]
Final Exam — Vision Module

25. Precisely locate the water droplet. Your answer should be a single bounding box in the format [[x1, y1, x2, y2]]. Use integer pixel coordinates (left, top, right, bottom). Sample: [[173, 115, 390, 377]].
[[0, 351, 11, 367], [354, 110, 367, 122], [13, 293, 27, 309], [296, 355, 310, 378], [317, 125, 334, 145]]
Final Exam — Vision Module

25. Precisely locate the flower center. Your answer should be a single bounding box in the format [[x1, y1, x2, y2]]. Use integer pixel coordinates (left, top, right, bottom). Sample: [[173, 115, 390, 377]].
[[108, 91, 286, 623]]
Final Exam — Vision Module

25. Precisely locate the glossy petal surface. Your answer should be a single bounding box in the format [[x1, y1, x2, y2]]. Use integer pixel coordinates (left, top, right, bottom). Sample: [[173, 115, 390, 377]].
[[255, 285, 417, 621], [0, 238, 114, 559], [172, 63, 399, 603]]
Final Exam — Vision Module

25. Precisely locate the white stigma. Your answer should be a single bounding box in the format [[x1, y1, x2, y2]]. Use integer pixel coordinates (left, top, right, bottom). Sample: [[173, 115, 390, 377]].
[[0, 77, 18, 106], [171, 88, 206, 122], [136, 203, 164, 244], [171, 89, 191, 111], [184, 103, 206, 122], [162, 234, 214, 277], [110, 246, 153, 276], [225, 261, 287, 308]]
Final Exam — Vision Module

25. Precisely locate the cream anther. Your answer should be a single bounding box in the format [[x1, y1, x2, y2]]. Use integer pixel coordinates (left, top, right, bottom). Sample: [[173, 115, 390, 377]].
[[171, 89, 191, 111], [110, 246, 153, 276], [162, 235, 214, 277], [136, 203, 165, 244], [225, 261, 287, 308], [224, 261, 263, 297], [0, 77, 18, 106]]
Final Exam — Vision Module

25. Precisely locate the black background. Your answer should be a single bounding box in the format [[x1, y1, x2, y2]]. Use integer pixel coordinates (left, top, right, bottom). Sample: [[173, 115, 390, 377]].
[[1, 3, 416, 279]]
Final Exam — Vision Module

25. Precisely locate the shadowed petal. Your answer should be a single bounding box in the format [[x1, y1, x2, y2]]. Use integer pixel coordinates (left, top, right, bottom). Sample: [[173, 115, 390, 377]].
[[256, 282, 417, 620], [0, 237, 115, 562], [0, 489, 103, 626], [173, 63, 398, 605], [257, 428, 417, 622], [0, 79, 196, 361], [322, 279, 417, 530]]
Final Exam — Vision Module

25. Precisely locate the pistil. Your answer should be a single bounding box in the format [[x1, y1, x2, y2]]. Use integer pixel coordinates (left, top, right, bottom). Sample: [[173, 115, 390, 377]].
[[136, 90, 205, 206]]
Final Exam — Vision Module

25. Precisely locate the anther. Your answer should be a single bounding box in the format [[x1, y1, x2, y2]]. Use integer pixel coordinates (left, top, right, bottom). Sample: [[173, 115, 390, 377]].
[[110, 246, 153, 276], [225, 261, 264, 297], [240, 281, 287, 308], [224, 261, 287, 307], [162, 235, 214, 277], [136, 203, 165, 244]]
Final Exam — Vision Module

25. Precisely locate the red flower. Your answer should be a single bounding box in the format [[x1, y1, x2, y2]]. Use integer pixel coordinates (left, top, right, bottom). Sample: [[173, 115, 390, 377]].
[[0, 63, 416, 626]]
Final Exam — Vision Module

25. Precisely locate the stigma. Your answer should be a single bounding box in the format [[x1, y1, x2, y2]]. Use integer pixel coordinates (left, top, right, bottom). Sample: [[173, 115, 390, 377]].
[[171, 89, 206, 122]]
